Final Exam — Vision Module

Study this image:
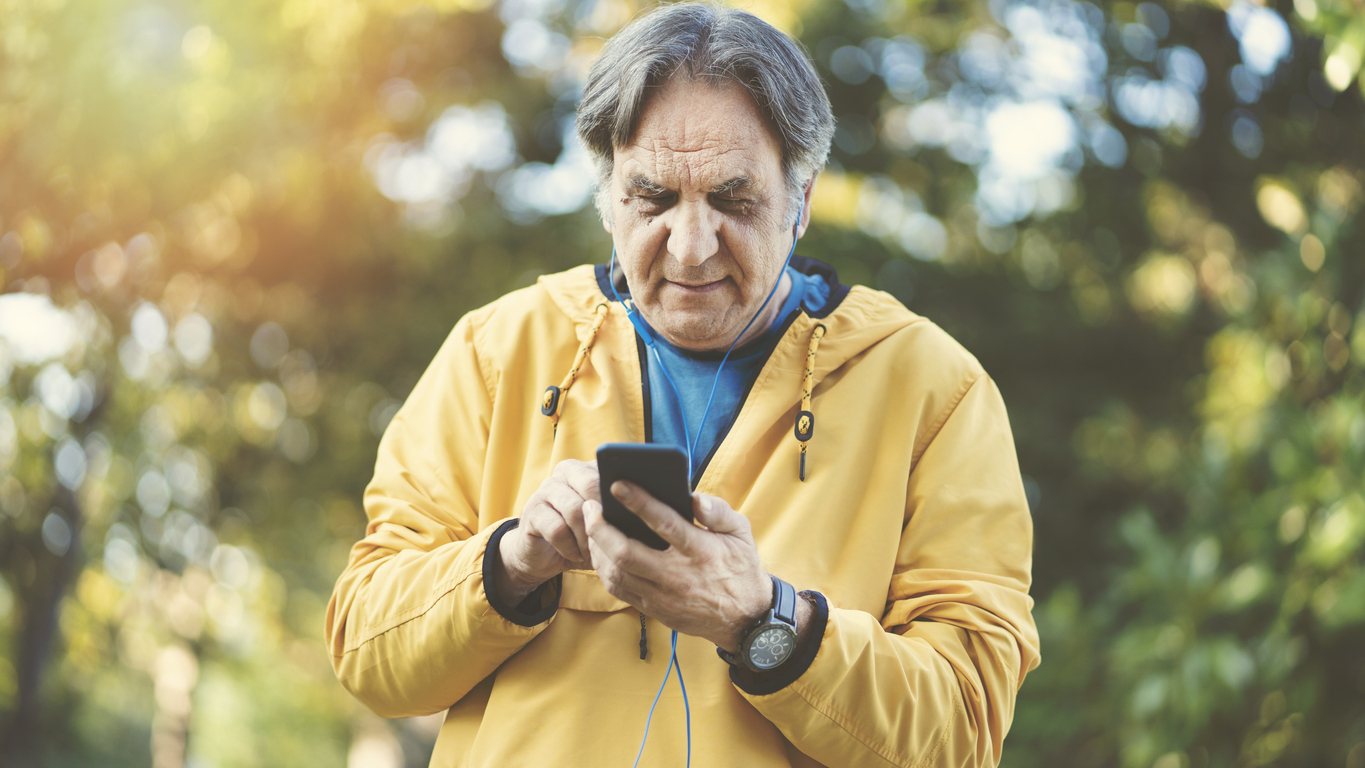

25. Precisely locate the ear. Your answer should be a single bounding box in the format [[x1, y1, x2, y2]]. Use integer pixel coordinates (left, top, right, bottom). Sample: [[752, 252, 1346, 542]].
[[797, 175, 817, 239], [599, 194, 613, 234], [599, 161, 616, 234]]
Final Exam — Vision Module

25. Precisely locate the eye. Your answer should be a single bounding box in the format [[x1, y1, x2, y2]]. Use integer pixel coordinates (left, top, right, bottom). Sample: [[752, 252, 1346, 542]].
[[635, 193, 675, 214], [710, 194, 752, 213]]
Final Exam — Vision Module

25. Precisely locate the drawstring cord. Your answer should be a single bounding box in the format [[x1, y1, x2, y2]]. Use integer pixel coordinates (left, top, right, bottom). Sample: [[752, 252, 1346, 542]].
[[796, 324, 826, 481], [537, 302, 654, 660], [541, 303, 610, 436]]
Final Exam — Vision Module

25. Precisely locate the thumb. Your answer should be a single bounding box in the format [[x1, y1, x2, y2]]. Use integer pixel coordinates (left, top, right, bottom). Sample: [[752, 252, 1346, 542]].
[[692, 494, 748, 535]]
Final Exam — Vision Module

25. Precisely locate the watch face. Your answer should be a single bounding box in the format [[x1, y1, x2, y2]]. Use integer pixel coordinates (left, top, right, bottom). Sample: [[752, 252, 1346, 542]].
[[747, 626, 796, 670]]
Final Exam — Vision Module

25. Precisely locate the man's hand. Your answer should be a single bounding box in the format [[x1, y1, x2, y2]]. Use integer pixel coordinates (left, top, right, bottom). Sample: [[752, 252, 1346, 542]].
[[583, 481, 774, 652], [494, 459, 599, 605]]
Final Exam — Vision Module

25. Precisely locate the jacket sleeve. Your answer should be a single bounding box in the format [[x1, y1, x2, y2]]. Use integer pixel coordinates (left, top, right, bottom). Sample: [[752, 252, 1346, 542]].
[[325, 312, 558, 719], [734, 373, 1041, 767]]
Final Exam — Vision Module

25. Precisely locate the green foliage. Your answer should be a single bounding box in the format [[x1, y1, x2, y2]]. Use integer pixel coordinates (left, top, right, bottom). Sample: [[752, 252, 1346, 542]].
[[1, 0, 1363, 766]]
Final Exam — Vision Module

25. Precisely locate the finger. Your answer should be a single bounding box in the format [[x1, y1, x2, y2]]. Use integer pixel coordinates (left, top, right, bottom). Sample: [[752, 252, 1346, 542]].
[[561, 459, 601, 504], [527, 511, 585, 564], [586, 530, 607, 572], [583, 499, 631, 561], [692, 493, 750, 537], [606, 567, 659, 604], [586, 498, 678, 583], [606, 532, 678, 586], [610, 481, 695, 551], [552, 458, 590, 479], [542, 483, 591, 557], [588, 538, 654, 607], [519, 502, 550, 541]]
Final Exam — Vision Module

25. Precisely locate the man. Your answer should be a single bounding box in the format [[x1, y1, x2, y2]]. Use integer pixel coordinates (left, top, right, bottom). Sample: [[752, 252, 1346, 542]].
[[326, 5, 1040, 767]]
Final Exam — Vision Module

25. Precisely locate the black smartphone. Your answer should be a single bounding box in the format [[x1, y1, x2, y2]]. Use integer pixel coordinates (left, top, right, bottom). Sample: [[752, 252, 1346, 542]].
[[596, 443, 694, 550]]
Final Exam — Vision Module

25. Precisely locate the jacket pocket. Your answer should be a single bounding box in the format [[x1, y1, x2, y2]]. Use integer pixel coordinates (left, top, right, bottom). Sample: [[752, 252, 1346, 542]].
[[559, 570, 631, 612]]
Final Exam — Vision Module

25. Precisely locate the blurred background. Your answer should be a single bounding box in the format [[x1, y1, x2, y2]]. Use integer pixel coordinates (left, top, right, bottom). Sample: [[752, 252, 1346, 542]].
[[0, 0, 1362, 765]]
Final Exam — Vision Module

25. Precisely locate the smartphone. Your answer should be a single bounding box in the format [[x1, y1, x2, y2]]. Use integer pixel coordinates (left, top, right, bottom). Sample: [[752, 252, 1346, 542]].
[[596, 443, 694, 550]]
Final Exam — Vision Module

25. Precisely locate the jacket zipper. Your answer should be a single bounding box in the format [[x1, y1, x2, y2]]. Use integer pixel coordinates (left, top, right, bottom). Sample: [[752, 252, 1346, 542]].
[[635, 332, 653, 443], [634, 330, 653, 661]]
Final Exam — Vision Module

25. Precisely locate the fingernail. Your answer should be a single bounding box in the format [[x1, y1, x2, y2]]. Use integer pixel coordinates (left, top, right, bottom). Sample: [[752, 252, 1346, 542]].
[[613, 482, 630, 499], [699, 495, 712, 513]]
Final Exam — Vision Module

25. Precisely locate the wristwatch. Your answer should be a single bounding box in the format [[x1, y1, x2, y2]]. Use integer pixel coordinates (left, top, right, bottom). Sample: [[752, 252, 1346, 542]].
[[716, 575, 799, 673]]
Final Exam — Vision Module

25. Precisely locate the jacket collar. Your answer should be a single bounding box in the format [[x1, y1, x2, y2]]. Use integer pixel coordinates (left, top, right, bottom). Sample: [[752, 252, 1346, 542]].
[[538, 256, 920, 385]]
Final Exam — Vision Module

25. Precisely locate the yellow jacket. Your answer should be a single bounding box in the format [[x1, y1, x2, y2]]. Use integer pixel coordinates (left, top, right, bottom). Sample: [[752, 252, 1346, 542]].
[[326, 259, 1040, 767]]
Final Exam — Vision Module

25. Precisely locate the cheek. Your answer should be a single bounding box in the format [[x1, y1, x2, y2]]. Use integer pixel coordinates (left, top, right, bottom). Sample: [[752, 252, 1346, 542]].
[[724, 226, 787, 293], [613, 217, 666, 273]]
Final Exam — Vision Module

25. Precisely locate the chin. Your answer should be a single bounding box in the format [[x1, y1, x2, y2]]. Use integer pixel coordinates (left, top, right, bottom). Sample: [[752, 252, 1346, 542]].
[[658, 318, 718, 343], [655, 311, 740, 349]]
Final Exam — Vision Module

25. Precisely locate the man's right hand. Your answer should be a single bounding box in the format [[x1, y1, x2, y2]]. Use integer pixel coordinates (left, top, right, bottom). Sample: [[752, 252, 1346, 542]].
[[493, 459, 599, 606]]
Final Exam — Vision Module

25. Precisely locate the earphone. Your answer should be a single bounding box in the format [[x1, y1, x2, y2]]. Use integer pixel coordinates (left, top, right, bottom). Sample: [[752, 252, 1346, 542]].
[[611, 205, 804, 768]]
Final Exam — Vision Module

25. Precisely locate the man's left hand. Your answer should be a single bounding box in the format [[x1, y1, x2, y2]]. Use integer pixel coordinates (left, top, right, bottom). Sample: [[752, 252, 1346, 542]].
[[583, 482, 771, 653]]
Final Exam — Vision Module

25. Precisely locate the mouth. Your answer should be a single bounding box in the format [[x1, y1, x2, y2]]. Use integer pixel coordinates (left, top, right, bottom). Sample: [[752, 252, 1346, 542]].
[[665, 279, 727, 296]]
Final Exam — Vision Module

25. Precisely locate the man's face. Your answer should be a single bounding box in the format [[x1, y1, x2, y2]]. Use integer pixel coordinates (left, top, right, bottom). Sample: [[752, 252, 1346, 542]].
[[608, 77, 807, 352]]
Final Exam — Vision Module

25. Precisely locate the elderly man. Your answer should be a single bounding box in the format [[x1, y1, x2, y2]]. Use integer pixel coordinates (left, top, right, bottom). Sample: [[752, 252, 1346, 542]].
[[327, 4, 1039, 767]]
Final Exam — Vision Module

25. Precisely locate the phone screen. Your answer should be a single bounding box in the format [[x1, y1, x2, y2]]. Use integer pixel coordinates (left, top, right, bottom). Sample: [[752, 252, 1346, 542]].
[[596, 443, 694, 550]]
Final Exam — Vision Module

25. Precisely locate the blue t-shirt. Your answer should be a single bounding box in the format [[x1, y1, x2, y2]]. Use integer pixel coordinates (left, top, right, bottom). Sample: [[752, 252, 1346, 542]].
[[639, 266, 830, 485]]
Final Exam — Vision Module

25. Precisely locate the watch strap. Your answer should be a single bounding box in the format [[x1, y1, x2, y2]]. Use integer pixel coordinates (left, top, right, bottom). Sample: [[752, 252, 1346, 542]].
[[770, 575, 797, 627]]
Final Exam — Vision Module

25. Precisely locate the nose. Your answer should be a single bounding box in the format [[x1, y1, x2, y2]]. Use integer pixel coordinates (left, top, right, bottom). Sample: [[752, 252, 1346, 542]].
[[666, 200, 719, 268]]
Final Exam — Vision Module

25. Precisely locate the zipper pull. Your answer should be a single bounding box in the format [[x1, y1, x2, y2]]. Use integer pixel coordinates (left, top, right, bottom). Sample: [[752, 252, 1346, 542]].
[[639, 611, 648, 660]]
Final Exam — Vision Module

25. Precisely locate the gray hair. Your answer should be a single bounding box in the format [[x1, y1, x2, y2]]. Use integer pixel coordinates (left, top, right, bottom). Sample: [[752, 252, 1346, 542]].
[[576, 3, 834, 225]]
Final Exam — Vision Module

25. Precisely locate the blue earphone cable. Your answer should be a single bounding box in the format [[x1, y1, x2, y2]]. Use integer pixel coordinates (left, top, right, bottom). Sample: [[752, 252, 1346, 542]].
[[612, 208, 804, 768], [688, 214, 801, 464], [676, 641, 691, 764], [632, 630, 680, 768]]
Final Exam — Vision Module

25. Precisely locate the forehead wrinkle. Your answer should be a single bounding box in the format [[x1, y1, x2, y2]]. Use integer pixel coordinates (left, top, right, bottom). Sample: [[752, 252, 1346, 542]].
[[639, 128, 763, 162], [617, 76, 784, 197], [628, 138, 759, 191]]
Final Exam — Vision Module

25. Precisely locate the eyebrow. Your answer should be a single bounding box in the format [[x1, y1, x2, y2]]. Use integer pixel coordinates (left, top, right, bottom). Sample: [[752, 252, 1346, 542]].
[[626, 175, 755, 195], [628, 175, 667, 194], [710, 176, 753, 195]]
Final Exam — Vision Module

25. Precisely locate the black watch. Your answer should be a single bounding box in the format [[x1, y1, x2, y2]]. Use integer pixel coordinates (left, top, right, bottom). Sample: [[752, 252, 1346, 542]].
[[716, 576, 798, 673]]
